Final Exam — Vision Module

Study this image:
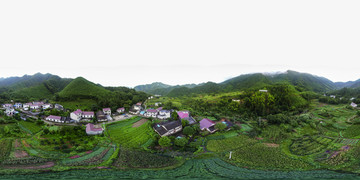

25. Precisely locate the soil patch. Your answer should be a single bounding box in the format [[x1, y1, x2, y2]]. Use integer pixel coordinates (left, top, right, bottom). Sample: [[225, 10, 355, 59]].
[[14, 150, 29, 158], [132, 119, 148, 128], [3, 162, 55, 169], [264, 143, 279, 148], [22, 140, 30, 147], [14, 139, 21, 148]]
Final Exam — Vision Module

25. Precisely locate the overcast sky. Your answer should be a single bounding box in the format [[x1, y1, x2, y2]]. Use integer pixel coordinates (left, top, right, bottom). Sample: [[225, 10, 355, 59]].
[[1, 0, 360, 87]]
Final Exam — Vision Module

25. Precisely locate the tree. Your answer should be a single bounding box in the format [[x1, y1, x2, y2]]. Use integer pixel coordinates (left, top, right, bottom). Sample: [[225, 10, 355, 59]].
[[171, 112, 179, 120], [215, 122, 227, 131], [43, 128, 50, 134], [181, 119, 189, 127], [4, 125, 10, 134], [174, 137, 188, 147], [158, 136, 172, 148], [183, 126, 195, 136]]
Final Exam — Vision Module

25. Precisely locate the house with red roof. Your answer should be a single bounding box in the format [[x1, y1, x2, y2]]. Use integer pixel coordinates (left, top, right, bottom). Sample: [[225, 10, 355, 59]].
[[70, 109, 83, 121], [46, 115, 62, 123], [86, 123, 103, 135], [82, 111, 95, 119], [200, 118, 217, 133], [117, 107, 125, 114], [103, 108, 111, 115], [177, 111, 196, 124], [145, 109, 158, 118]]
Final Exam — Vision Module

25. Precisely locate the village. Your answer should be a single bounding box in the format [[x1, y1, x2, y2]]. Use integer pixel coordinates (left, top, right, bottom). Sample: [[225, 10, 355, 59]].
[[0, 96, 236, 139]]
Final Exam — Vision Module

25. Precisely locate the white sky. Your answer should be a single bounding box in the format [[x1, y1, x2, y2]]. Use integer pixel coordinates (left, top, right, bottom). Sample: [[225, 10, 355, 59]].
[[1, 0, 360, 87]]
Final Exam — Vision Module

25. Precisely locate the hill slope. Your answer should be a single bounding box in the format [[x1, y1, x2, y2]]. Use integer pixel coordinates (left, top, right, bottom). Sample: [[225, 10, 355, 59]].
[[58, 77, 111, 100]]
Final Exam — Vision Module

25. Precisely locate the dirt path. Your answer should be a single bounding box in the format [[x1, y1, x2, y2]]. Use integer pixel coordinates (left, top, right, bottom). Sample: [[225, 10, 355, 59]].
[[132, 119, 148, 128]]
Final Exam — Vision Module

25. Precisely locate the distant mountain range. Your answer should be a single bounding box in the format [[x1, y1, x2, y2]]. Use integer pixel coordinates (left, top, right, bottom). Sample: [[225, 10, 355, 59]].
[[0, 73, 146, 104], [1, 70, 360, 101], [134, 70, 360, 97]]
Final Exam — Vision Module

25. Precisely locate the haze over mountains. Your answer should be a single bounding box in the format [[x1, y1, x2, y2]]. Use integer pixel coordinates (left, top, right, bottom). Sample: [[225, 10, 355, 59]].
[[0, 70, 360, 101]]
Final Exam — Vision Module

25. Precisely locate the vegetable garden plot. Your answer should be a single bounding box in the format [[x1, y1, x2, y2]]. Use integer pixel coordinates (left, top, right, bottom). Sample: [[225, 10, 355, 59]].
[[18, 121, 42, 135], [0, 159, 357, 179], [107, 117, 156, 148], [290, 136, 332, 156], [0, 139, 12, 162], [334, 138, 359, 145], [61, 146, 110, 166]]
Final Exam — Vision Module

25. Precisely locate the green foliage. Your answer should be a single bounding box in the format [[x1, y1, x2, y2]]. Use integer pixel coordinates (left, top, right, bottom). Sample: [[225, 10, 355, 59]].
[[158, 136, 171, 148], [182, 126, 195, 136], [214, 122, 227, 131], [174, 138, 188, 147]]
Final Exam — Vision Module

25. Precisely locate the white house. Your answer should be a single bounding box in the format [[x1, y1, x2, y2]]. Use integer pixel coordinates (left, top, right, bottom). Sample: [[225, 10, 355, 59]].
[[5, 108, 15, 116], [55, 104, 64, 111], [117, 107, 125, 114], [2, 104, 12, 108], [30, 104, 40, 110], [157, 110, 171, 119], [86, 123, 103, 135], [259, 90, 268, 93], [46, 115, 62, 123], [350, 97, 356, 101], [330, 95, 336, 99], [82, 111, 95, 119], [103, 108, 111, 115], [145, 109, 158, 118], [23, 103, 32, 111], [351, 102, 358, 108], [70, 109, 83, 121], [42, 104, 52, 110], [14, 103, 22, 109]]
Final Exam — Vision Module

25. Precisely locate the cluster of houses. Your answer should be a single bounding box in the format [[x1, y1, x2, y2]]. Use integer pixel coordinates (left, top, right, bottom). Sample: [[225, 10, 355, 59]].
[[1, 101, 64, 117], [46, 107, 125, 124], [152, 110, 233, 137]]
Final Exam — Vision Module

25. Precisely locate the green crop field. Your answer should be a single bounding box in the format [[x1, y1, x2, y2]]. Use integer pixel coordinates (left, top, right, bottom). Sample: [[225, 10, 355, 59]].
[[18, 121, 42, 134], [207, 135, 256, 152], [230, 143, 313, 170], [106, 116, 156, 148], [1, 158, 356, 179]]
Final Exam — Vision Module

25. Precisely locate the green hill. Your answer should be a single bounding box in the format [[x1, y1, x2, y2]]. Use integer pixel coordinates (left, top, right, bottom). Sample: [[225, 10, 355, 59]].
[[58, 77, 111, 100], [11, 84, 53, 100], [143, 70, 338, 97], [0, 73, 72, 102]]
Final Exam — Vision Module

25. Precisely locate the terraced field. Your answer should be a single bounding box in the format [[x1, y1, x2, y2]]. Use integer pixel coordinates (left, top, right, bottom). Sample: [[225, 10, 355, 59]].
[[106, 116, 156, 148], [0, 159, 356, 179]]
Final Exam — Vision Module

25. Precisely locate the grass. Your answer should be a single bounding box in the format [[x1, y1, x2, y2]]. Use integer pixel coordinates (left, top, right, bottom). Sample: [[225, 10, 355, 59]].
[[106, 116, 156, 148], [56, 99, 97, 111], [207, 135, 256, 152]]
